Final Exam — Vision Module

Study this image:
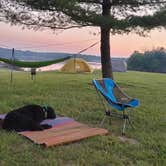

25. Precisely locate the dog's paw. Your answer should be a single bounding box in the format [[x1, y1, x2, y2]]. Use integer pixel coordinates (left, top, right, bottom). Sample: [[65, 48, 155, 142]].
[[41, 124, 52, 129]]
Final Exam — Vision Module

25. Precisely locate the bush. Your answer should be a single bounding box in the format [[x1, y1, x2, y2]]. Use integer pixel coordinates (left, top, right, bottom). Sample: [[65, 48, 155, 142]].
[[127, 48, 166, 73]]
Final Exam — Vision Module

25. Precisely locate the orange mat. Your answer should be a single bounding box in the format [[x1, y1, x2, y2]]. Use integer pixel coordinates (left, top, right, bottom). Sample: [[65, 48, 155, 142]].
[[20, 121, 108, 147]]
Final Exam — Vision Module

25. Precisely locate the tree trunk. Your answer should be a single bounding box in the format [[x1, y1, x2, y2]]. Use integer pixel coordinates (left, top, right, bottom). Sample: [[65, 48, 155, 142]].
[[100, 0, 113, 79], [100, 27, 113, 79]]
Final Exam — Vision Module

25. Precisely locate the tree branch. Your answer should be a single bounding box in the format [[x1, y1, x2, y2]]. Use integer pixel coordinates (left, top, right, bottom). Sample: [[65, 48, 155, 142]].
[[112, 0, 166, 6], [0, 0, 166, 33], [77, 0, 102, 4]]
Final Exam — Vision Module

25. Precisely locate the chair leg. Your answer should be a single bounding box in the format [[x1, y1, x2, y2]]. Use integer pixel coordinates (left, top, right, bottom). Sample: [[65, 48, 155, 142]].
[[122, 117, 127, 135], [122, 112, 134, 135], [127, 116, 134, 129], [100, 115, 107, 127]]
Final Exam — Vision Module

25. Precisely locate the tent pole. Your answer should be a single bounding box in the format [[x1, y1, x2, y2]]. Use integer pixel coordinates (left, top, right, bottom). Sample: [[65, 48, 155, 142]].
[[74, 54, 76, 72], [10, 48, 14, 84]]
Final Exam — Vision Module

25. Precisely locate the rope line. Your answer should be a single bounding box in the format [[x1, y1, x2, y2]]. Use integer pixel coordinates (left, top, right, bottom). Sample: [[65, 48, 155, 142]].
[[0, 44, 10, 49], [77, 41, 100, 54]]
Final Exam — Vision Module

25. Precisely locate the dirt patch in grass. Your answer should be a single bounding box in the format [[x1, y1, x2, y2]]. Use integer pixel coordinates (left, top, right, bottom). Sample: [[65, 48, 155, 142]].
[[118, 136, 139, 145]]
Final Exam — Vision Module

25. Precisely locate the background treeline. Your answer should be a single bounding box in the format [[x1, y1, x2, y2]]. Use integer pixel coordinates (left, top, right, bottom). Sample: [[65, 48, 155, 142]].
[[127, 48, 166, 73]]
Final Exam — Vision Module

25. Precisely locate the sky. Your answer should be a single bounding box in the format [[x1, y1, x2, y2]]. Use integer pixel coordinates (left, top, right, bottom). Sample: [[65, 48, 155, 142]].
[[0, 22, 165, 57]]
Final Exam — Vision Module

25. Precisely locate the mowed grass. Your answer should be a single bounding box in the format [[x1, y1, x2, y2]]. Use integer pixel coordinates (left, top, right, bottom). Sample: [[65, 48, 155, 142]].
[[0, 69, 165, 166]]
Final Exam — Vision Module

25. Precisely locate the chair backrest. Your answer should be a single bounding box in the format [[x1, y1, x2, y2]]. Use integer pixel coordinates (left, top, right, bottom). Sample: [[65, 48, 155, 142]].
[[93, 78, 131, 110], [93, 78, 117, 103], [97, 78, 117, 102]]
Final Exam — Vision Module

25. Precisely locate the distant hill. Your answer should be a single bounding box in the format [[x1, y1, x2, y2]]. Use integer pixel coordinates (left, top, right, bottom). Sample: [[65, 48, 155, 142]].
[[0, 47, 126, 62]]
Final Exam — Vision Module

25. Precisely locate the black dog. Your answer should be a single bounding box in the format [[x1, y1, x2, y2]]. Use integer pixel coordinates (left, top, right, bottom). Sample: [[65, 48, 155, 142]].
[[2, 104, 56, 132]]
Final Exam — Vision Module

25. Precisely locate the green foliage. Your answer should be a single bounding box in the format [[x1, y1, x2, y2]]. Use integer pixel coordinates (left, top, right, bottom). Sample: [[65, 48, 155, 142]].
[[0, 0, 166, 33], [127, 48, 166, 73], [0, 70, 166, 165], [0, 56, 70, 68]]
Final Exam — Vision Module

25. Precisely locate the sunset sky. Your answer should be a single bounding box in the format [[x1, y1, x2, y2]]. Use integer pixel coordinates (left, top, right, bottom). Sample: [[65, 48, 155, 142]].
[[0, 22, 165, 58]]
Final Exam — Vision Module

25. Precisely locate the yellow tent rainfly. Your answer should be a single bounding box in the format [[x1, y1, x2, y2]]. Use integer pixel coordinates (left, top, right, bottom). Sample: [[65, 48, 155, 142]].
[[60, 58, 93, 73]]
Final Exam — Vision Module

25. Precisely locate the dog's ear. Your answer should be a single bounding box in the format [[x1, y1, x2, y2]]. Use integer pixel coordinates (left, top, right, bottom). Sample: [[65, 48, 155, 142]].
[[47, 106, 56, 119]]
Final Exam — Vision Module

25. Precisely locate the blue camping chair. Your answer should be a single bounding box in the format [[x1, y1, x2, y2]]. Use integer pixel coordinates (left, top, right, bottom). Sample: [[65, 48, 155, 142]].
[[92, 78, 139, 134]]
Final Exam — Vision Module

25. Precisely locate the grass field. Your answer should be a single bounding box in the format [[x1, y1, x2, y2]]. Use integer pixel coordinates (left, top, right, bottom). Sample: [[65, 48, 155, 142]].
[[0, 69, 165, 166]]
